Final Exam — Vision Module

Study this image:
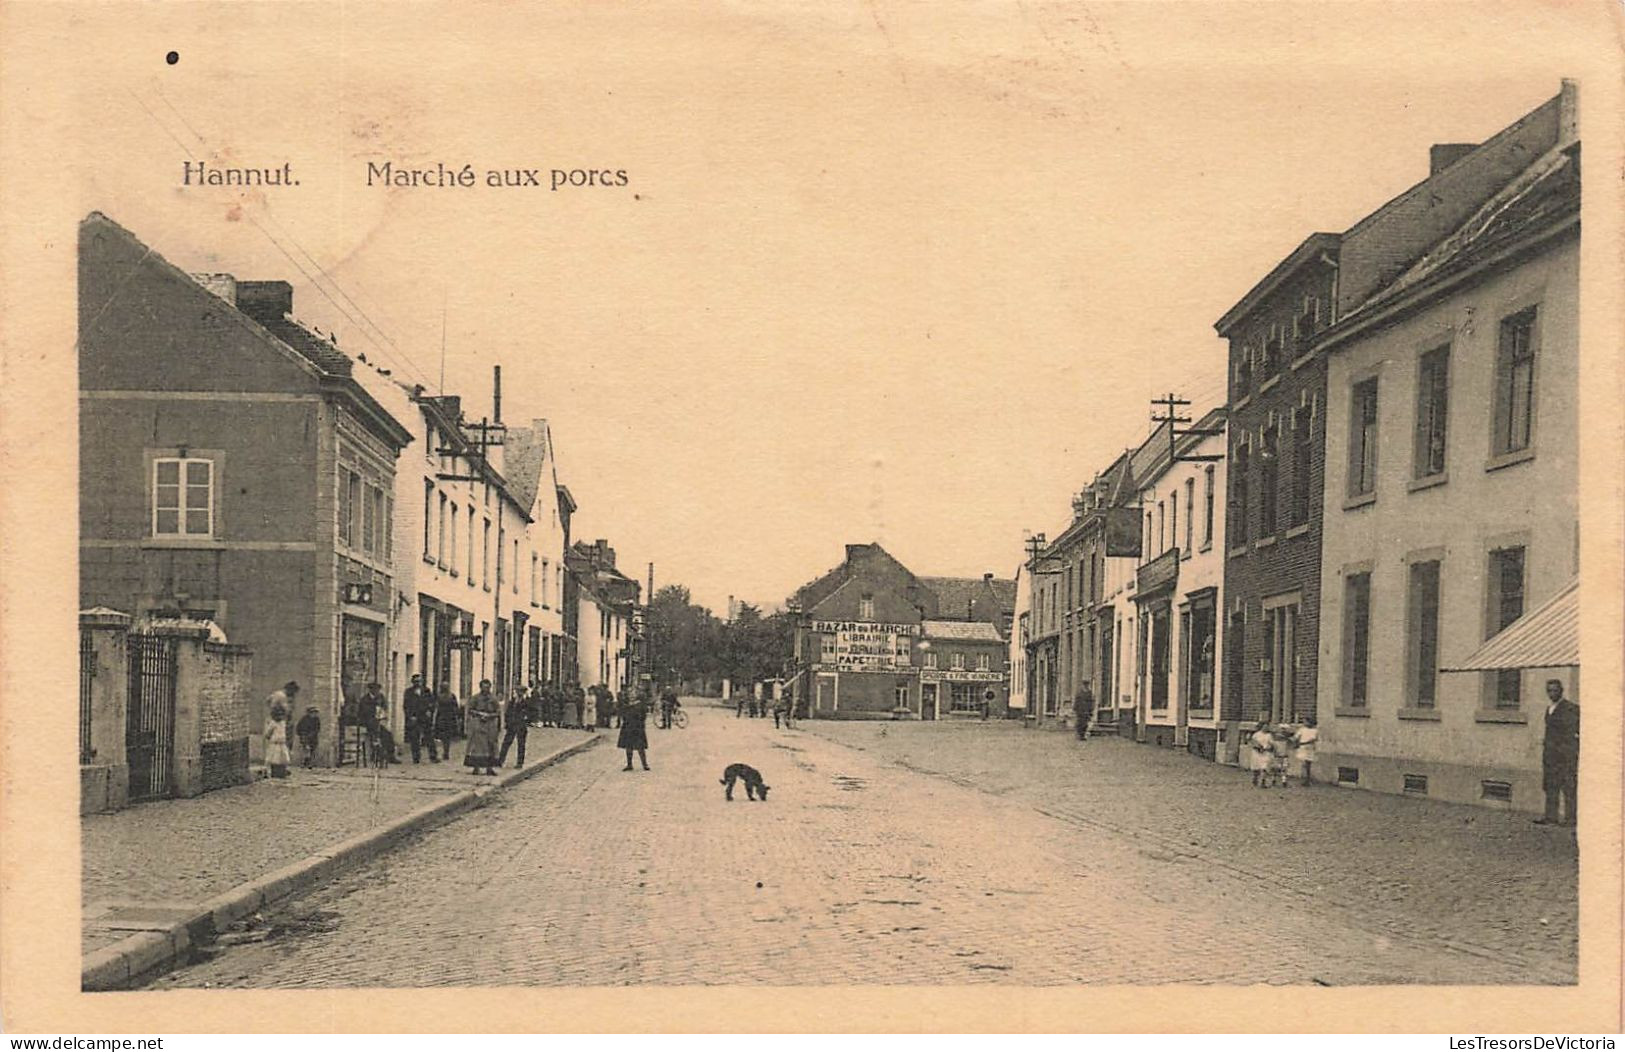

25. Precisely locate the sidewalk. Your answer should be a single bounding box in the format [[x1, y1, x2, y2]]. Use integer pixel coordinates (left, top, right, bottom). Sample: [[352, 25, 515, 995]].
[[82, 728, 597, 960], [803, 718, 1579, 982]]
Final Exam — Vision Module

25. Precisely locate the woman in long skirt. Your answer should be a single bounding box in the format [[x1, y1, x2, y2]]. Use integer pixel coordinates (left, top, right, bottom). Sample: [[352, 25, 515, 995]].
[[264, 712, 292, 778], [618, 693, 650, 771], [462, 680, 502, 776]]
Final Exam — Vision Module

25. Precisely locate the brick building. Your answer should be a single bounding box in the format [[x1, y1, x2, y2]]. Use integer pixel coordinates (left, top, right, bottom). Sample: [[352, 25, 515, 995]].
[[1213, 233, 1340, 736], [79, 213, 413, 766], [789, 544, 1013, 719]]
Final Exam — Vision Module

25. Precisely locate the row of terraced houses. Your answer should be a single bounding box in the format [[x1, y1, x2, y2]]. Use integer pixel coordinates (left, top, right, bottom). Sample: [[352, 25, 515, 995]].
[[1008, 82, 1581, 812], [78, 212, 644, 808]]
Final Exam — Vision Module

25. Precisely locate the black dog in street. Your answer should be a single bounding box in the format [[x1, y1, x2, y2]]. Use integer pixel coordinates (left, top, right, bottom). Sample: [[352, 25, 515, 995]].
[[720, 763, 770, 801]]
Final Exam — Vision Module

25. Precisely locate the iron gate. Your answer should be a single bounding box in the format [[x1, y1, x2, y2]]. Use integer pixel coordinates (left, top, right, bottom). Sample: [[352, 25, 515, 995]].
[[126, 634, 176, 802]]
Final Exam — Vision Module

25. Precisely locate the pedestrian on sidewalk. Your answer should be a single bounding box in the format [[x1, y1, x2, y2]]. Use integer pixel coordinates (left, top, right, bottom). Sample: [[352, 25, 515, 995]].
[[295, 705, 321, 768], [1291, 717, 1318, 787], [1074, 686, 1094, 742], [1246, 721, 1273, 788], [1536, 679, 1580, 827], [404, 674, 437, 763], [362, 681, 402, 765], [583, 686, 599, 731], [464, 680, 501, 776], [771, 693, 784, 729], [433, 681, 460, 763], [264, 709, 292, 779], [619, 689, 651, 771], [499, 689, 532, 768], [736, 691, 745, 718], [572, 685, 586, 730]]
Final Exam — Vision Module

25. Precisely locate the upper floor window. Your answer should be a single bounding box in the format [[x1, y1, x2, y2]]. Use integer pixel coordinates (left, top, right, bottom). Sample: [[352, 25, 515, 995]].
[[531, 552, 540, 604], [1294, 295, 1323, 351], [422, 480, 434, 557], [1184, 478, 1194, 554], [340, 469, 361, 549], [1262, 324, 1284, 377], [923, 651, 938, 669], [859, 594, 875, 620], [1203, 465, 1215, 548], [153, 457, 213, 538], [1291, 403, 1314, 526], [1415, 345, 1451, 479], [1259, 422, 1280, 537], [1231, 441, 1251, 546], [1493, 307, 1537, 457], [976, 652, 990, 671], [1348, 377, 1380, 498], [1235, 346, 1254, 398], [950, 651, 965, 670]]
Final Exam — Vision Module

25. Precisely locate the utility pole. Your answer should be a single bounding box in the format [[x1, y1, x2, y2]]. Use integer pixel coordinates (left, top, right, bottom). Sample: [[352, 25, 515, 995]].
[[1151, 392, 1225, 465]]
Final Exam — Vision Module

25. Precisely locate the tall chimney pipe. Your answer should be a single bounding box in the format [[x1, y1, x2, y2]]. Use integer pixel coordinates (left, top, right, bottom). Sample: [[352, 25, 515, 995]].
[[492, 365, 502, 424]]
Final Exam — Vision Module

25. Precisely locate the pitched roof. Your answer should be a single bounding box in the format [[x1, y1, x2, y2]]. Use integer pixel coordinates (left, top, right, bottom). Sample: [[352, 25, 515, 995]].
[[918, 576, 983, 619], [1347, 144, 1579, 321], [1442, 577, 1578, 672], [502, 422, 550, 514], [922, 619, 1003, 642]]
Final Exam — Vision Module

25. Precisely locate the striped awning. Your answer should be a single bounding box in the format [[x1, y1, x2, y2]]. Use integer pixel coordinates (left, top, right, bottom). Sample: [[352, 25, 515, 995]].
[[1442, 577, 1579, 672]]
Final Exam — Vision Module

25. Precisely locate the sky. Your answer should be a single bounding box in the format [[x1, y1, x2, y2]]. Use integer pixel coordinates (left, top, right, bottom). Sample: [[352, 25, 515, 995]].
[[66, 1, 1597, 614]]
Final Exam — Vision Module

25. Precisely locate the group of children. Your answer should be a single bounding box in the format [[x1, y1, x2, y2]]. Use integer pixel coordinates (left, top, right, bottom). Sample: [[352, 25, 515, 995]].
[[1243, 718, 1317, 788]]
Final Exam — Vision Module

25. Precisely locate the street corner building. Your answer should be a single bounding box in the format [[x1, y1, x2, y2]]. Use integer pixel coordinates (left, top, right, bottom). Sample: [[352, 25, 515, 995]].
[[76, 211, 594, 795], [786, 543, 1015, 720], [78, 212, 412, 774]]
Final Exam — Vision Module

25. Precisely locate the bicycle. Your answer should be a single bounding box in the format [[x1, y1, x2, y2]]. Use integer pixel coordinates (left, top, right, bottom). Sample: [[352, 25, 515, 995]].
[[657, 706, 688, 730]]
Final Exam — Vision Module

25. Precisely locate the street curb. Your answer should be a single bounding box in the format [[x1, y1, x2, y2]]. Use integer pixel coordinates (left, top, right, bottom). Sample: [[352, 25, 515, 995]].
[[81, 733, 602, 991]]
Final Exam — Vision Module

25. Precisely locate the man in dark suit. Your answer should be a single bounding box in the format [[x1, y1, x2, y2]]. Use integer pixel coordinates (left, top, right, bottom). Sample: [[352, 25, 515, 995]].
[[1536, 678, 1579, 827], [403, 674, 437, 763]]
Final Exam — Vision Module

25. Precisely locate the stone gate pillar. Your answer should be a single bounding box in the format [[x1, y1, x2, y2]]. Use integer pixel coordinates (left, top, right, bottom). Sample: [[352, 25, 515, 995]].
[[80, 608, 132, 815]]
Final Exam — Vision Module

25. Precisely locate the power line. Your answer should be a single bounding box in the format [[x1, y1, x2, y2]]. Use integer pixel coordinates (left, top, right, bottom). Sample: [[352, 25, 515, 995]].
[[127, 88, 436, 391]]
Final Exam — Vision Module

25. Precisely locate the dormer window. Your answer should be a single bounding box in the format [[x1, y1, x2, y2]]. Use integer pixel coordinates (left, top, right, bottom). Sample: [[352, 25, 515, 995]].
[[859, 594, 875, 620]]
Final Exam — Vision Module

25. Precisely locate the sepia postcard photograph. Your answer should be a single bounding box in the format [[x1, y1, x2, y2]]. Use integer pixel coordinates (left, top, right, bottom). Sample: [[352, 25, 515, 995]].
[[1, 0, 1622, 1037]]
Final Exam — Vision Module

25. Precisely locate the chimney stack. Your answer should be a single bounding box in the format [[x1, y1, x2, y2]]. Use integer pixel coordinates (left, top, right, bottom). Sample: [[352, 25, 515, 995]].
[[235, 280, 294, 321], [492, 365, 502, 425]]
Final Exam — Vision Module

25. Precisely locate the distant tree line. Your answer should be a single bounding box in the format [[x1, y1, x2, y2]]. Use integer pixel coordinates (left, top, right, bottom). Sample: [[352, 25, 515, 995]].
[[644, 584, 794, 695]]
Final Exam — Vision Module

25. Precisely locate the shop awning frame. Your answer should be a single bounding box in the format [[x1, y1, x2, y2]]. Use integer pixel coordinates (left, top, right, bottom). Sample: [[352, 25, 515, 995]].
[[1441, 577, 1579, 672]]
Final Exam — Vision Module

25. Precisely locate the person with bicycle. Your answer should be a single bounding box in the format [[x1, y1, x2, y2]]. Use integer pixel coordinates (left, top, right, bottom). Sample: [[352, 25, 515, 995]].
[[659, 687, 679, 729]]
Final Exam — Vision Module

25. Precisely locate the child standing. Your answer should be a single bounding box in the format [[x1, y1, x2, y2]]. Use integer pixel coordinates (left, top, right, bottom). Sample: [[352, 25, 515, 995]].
[[264, 710, 292, 779], [1292, 718, 1319, 787], [1268, 724, 1294, 789], [1247, 721, 1273, 788], [295, 705, 321, 767]]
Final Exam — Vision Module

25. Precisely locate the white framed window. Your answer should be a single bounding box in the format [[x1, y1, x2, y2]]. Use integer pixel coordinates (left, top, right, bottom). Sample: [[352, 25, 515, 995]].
[[859, 594, 875, 619], [467, 504, 476, 583], [923, 652, 938, 669], [153, 457, 214, 538], [976, 652, 990, 671], [951, 651, 965, 671]]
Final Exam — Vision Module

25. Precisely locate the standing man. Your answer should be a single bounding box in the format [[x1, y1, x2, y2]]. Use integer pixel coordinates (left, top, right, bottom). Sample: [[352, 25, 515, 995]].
[[498, 687, 532, 769], [404, 674, 437, 763], [432, 680, 460, 764], [1537, 679, 1580, 827], [1073, 685, 1094, 742]]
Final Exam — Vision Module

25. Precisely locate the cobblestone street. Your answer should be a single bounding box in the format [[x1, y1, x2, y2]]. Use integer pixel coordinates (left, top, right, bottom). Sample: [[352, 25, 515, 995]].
[[155, 703, 1572, 988]]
